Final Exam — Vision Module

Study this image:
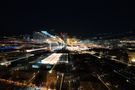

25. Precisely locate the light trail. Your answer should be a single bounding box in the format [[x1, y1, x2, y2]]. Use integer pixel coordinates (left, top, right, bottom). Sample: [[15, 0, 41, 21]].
[[0, 78, 36, 87], [26, 47, 48, 52], [97, 74, 111, 90], [59, 73, 64, 90], [0, 54, 34, 66], [28, 71, 39, 82]]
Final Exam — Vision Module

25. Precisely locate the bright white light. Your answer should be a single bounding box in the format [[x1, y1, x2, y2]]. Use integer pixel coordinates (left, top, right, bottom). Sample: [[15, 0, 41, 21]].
[[40, 53, 63, 65], [49, 70, 52, 73], [32, 65, 39, 68], [98, 56, 101, 59], [41, 31, 55, 38], [26, 47, 47, 52], [131, 58, 135, 62]]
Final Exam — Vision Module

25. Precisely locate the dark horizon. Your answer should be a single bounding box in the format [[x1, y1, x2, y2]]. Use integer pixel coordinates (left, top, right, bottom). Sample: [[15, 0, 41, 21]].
[[0, 1, 134, 36]]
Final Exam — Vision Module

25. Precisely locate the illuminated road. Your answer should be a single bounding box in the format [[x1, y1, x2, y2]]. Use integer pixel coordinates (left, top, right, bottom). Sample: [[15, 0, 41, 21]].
[[40, 53, 63, 65]]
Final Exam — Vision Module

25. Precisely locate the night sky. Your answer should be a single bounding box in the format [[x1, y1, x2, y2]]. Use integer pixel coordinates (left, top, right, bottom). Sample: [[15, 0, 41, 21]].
[[0, 1, 133, 35]]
